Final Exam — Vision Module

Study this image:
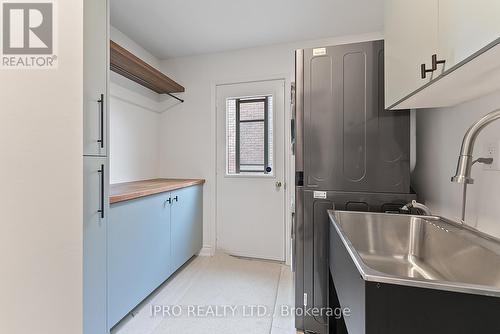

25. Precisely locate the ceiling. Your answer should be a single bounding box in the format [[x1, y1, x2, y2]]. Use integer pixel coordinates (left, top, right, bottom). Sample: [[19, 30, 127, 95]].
[[110, 0, 384, 59]]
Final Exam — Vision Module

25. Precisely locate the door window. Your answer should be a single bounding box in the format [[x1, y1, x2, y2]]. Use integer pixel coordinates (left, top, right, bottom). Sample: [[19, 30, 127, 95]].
[[226, 96, 273, 176]]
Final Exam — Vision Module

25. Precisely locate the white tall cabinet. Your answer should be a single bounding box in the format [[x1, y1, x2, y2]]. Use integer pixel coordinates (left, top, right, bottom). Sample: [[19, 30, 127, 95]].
[[385, 0, 500, 109], [83, 0, 109, 333], [84, 0, 109, 156]]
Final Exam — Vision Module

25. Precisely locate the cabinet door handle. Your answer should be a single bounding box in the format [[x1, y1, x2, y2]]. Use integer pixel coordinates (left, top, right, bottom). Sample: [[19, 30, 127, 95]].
[[165, 198, 172, 206], [97, 164, 105, 219], [420, 63, 433, 79], [173, 196, 179, 202], [432, 54, 446, 71], [97, 94, 104, 149], [291, 214, 296, 273]]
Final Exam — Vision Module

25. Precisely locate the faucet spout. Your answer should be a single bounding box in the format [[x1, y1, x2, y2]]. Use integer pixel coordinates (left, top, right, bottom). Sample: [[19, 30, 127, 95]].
[[402, 200, 432, 216], [451, 108, 500, 184]]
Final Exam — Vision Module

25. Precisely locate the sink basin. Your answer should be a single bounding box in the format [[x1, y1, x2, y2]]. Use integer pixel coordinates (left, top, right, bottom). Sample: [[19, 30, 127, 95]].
[[330, 210, 500, 296], [329, 210, 500, 334]]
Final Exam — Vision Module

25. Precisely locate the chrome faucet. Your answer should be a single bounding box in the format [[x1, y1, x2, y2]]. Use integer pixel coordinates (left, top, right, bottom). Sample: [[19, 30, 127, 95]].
[[451, 108, 500, 184], [451, 108, 500, 221]]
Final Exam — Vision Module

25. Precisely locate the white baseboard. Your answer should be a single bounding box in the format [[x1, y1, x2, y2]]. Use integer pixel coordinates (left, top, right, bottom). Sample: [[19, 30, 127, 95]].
[[218, 248, 285, 262], [198, 245, 215, 257]]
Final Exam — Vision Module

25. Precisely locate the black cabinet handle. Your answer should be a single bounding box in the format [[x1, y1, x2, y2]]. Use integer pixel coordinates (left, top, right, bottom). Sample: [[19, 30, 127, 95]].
[[421, 54, 446, 79], [97, 94, 104, 149], [165, 197, 172, 206], [432, 54, 446, 71], [97, 164, 105, 219], [420, 63, 433, 79], [173, 196, 179, 202]]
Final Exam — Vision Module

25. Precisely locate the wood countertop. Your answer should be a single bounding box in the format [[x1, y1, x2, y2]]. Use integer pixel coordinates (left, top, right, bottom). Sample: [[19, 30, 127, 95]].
[[110, 178, 205, 204]]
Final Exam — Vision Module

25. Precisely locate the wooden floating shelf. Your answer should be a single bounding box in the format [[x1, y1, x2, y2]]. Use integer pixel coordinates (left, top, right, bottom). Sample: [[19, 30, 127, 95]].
[[110, 40, 184, 94]]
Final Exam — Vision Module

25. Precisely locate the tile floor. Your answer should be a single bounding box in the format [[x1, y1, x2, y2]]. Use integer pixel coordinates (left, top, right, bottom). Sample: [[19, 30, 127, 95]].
[[112, 252, 297, 334]]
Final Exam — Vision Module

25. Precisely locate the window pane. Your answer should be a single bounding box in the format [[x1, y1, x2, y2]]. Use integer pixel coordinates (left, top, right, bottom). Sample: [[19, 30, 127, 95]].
[[240, 164, 264, 172], [240, 121, 264, 167], [225, 95, 273, 176], [240, 101, 265, 121]]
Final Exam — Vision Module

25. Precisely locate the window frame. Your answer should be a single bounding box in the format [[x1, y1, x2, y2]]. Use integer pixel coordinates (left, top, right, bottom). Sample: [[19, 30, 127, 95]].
[[230, 96, 272, 176]]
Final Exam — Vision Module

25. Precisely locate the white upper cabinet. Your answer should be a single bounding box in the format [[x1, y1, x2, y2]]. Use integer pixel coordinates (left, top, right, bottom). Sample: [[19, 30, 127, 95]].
[[385, 0, 500, 110], [438, 0, 500, 70], [384, 0, 439, 108]]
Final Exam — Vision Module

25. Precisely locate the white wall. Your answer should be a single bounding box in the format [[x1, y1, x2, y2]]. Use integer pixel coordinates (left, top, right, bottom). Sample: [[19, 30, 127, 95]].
[[109, 96, 160, 183], [109, 27, 163, 183], [413, 90, 500, 238], [111, 26, 161, 70], [159, 32, 383, 255], [0, 1, 83, 333]]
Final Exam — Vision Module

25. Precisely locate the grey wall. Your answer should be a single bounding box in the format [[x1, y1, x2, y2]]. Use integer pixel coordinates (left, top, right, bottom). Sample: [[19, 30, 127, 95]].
[[413, 90, 500, 238]]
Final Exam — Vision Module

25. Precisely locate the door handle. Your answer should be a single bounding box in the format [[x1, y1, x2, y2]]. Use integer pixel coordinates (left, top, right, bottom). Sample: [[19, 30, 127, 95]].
[[164, 197, 172, 207], [173, 195, 179, 202], [275, 181, 282, 188], [97, 164, 105, 219], [97, 94, 104, 149]]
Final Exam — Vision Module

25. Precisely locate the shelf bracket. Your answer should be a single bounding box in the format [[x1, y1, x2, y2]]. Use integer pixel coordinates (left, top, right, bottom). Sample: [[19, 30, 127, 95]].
[[166, 92, 184, 103]]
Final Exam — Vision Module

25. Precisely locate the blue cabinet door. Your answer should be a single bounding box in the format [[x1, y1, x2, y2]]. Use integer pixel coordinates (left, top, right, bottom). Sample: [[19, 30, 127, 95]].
[[108, 192, 172, 328], [171, 185, 203, 270], [83, 157, 108, 334]]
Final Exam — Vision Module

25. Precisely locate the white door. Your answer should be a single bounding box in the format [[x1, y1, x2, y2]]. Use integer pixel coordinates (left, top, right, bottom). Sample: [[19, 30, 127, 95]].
[[216, 80, 286, 261]]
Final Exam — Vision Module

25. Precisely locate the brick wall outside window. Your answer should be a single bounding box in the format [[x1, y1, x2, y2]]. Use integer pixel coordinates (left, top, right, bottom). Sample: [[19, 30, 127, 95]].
[[226, 96, 273, 175]]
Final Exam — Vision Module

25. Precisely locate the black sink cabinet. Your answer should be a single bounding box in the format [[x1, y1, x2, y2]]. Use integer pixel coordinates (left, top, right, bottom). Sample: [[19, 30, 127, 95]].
[[329, 220, 500, 334]]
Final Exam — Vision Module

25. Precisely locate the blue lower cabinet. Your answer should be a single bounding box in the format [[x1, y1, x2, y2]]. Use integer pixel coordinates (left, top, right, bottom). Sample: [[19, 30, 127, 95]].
[[83, 157, 108, 334], [107, 184, 203, 329], [171, 185, 203, 270], [108, 192, 172, 329]]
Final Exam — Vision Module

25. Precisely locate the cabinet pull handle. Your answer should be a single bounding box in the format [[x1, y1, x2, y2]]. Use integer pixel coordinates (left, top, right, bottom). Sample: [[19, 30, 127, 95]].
[[420, 63, 433, 79], [291, 214, 296, 273], [97, 94, 104, 149], [97, 164, 105, 219], [432, 54, 446, 71], [173, 196, 179, 202], [165, 198, 172, 206]]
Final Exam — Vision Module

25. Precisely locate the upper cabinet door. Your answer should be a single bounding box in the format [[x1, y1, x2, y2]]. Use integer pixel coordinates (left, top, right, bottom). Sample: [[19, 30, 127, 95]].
[[384, 0, 439, 108], [385, 0, 500, 110], [438, 0, 500, 70], [83, 0, 108, 156]]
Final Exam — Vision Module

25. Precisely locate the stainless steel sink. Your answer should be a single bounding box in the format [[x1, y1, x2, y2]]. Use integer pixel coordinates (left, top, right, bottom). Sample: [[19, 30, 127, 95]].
[[329, 210, 500, 297]]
